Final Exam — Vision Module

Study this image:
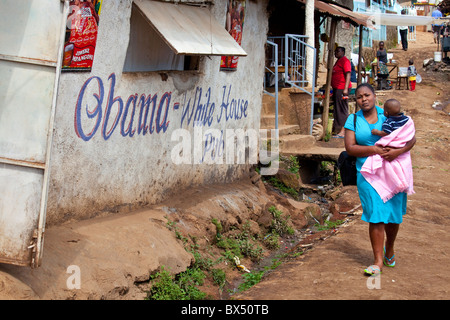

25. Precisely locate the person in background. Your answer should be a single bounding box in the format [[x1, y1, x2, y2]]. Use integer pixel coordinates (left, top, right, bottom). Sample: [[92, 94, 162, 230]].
[[407, 59, 417, 91], [331, 46, 352, 138], [399, 25, 408, 51], [351, 61, 357, 83], [432, 7, 443, 44], [376, 42, 390, 90], [399, 10, 408, 51]]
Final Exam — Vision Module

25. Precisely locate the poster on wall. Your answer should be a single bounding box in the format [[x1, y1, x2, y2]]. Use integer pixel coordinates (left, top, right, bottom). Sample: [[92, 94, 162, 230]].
[[62, 0, 102, 71], [220, 0, 246, 71]]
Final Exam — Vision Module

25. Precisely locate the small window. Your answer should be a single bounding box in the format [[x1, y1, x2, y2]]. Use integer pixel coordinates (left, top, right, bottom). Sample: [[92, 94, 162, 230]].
[[123, 1, 246, 73], [123, 4, 199, 72]]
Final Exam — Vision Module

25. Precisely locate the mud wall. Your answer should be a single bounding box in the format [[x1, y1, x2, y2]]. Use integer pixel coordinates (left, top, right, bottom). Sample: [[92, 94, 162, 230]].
[[46, 0, 269, 225], [277, 89, 312, 134]]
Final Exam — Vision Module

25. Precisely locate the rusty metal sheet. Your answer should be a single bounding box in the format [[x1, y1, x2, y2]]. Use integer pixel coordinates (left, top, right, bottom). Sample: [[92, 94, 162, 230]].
[[297, 0, 376, 29]]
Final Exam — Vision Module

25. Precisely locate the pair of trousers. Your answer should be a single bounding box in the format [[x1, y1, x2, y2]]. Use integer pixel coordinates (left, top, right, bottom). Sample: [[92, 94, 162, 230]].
[[410, 80, 416, 91], [332, 89, 349, 133], [400, 29, 408, 50]]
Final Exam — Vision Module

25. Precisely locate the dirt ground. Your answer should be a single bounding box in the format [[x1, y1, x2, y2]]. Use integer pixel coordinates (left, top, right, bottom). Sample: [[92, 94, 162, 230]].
[[234, 31, 450, 300], [0, 31, 449, 301]]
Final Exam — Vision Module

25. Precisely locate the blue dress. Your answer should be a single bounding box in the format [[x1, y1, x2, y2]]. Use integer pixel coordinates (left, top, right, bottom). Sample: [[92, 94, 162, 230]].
[[344, 106, 407, 224]]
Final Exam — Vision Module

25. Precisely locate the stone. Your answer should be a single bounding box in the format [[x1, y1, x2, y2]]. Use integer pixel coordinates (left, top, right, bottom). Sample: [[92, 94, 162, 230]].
[[275, 168, 300, 190]]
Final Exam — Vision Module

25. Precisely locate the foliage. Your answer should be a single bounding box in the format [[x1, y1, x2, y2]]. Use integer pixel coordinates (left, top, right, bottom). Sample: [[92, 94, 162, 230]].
[[266, 177, 298, 197], [263, 232, 280, 250], [268, 206, 294, 236], [315, 219, 344, 231], [214, 219, 264, 262], [211, 268, 226, 289], [283, 155, 300, 175], [147, 266, 206, 300], [238, 271, 265, 292]]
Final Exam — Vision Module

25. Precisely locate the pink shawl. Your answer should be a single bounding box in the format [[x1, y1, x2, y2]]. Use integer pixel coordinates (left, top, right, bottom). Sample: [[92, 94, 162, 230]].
[[361, 117, 415, 202]]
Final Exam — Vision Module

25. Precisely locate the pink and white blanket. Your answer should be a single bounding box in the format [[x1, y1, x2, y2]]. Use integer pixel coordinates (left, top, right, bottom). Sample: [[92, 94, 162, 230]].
[[361, 117, 415, 203]]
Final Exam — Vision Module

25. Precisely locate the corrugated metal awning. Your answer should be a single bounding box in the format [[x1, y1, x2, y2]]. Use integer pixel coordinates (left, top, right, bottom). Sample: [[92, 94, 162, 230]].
[[298, 0, 376, 29], [133, 0, 247, 56]]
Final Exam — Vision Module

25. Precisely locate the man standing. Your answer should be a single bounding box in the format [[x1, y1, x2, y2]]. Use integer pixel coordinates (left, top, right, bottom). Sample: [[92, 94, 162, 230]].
[[399, 10, 408, 51], [399, 25, 408, 51], [432, 7, 443, 45], [331, 46, 351, 138]]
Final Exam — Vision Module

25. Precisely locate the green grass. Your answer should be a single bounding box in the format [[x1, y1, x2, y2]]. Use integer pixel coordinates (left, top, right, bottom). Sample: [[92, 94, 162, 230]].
[[146, 266, 207, 300], [315, 219, 344, 231]]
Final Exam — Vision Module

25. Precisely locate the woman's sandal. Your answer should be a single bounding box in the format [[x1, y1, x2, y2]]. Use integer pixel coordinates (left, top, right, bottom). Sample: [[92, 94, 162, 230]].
[[364, 265, 382, 276], [384, 256, 395, 267], [383, 247, 396, 267]]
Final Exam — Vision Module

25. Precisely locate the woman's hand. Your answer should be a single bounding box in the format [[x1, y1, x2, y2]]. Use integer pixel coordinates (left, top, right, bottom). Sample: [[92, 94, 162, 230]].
[[381, 136, 416, 162], [373, 145, 386, 156], [380, 147, 402, 161]]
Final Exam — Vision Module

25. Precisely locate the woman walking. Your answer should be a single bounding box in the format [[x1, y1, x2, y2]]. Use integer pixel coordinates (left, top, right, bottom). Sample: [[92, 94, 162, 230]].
[[343, 83, 416, 275]]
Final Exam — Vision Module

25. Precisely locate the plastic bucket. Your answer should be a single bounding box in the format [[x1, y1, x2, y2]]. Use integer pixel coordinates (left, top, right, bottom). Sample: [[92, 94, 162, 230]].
[[416, 74, 422, 83], [434, 51, 442, 62]]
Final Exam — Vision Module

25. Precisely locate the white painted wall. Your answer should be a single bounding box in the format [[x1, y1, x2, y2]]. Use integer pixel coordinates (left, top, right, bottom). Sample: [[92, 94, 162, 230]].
[[46, 0, 269, 225]]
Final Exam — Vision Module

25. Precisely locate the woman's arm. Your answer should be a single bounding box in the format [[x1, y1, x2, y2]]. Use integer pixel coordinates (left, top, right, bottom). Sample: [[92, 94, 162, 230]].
[[343, 72, 351, 96], [382, 135, 416, 162], [344, 128, 385, 158]]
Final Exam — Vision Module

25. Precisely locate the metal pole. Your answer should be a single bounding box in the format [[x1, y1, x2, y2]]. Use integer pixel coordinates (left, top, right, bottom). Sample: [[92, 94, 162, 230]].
[[357, 25, 363, 85], [321, 18, 337, 140], [34, 0, 70, 268]]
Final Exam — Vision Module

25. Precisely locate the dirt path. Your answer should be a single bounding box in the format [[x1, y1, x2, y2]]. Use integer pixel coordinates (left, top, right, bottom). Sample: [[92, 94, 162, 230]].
[[233, 31, 450, 300]]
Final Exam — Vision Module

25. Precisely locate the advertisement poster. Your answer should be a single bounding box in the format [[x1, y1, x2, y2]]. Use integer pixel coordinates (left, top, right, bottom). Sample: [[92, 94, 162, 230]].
[[62, 0, 102, 71], [220, 0, 246, 71]]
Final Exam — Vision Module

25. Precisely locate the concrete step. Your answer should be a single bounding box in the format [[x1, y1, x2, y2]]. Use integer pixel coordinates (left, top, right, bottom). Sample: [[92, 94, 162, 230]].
[[279, 134, 317, 151], [260, 114, 285, 127], [277, 135, 344, 162], [281, 146, 344, 162], [260, 124, 300, 136], [260, 130, 344, 162], [317, 136, 345, 149]]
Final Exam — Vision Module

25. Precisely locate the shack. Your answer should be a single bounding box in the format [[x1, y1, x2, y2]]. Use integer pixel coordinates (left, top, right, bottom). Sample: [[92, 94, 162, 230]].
[[0, 0, 270, 267]]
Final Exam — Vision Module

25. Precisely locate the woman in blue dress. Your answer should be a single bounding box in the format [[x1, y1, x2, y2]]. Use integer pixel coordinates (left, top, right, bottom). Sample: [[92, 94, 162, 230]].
[[344, 83, 416, 275]]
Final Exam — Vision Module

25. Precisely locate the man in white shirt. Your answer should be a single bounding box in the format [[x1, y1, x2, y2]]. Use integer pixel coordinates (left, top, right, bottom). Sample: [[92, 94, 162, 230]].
[[399, 10, 408, 51], [399, 25, 408, 51]]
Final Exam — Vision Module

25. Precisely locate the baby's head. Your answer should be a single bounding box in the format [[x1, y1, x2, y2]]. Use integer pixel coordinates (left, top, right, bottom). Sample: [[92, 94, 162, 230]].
[[409, 58, 414, 66], [384, 99, 402, 117]]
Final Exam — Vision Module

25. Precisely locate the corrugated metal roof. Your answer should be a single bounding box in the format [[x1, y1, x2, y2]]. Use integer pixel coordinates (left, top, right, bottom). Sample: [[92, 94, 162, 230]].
[[298, 0, 376, 29]]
